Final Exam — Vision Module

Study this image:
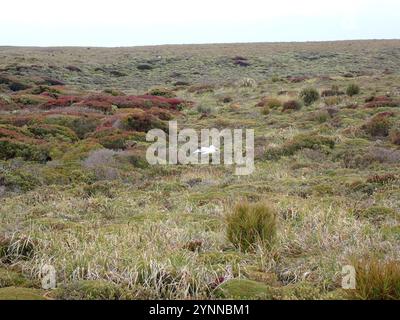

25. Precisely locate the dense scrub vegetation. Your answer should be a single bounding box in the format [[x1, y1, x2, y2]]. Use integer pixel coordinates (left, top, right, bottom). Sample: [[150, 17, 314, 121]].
[[0, 40, 400, 300]]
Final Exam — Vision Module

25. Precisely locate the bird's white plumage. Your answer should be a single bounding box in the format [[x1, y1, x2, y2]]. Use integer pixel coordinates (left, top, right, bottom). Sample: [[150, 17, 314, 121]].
[[193, 145, 218, 155]]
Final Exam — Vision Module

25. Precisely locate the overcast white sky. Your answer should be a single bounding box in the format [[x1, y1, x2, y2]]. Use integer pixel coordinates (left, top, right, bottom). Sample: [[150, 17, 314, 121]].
[[0, 0, 399, 46]]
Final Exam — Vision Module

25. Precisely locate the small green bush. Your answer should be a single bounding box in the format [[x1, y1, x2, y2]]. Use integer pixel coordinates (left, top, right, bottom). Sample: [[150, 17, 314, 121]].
[[299, 88, 320, 106], [45, 116, 100, 139], [196, 104, 215, 115], [0, 139, 50, 162], [147, 87, 176, 98], [28, 124, 78, 142], [346, 83, 360, 96], [226, 201, 277, 251]]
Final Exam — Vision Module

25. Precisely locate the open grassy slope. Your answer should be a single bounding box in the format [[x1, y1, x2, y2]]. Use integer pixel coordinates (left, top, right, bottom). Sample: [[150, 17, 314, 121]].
[[0, 40, 400, 299]]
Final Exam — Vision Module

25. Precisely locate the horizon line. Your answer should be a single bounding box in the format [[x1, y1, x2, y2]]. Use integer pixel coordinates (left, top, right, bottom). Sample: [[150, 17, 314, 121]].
[[1, 38, 399, 49]]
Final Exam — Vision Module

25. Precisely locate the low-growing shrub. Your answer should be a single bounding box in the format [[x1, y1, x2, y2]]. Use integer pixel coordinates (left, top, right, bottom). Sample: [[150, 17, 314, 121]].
[[226, 201, 277, 251], [299, 87, 320, 106], [282, 100, 302, 112], [87, 128, 144, 150], [147, 87, 176, 98], [103, 88, 125, 96], [137, 63, 153, 70], [266, 98, 282, 109], [44, 116, 100, 139], [365, 147, 400, 164], [196, 104, 215, 115], [362, 114, 392, 137], [82, 148, 120, 180], [363, 96, 399, 108], [257, 97, 282, 109], [0, 139, 50, 162], [266, 134, 335, 160], [0, 169, 40, 192], [121, 109, 167, 132], [0, 75, 31, 92], [366, 173, 397, 184], [54, 280, 131, 300], [389, 128, 400, 145], [65, 65, 82, 72], [233, 59, 251, 67], [28, 124, 78, 142]]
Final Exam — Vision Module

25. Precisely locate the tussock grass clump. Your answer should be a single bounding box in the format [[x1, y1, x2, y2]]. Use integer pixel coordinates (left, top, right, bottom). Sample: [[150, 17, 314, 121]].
[[346, 83, 360, 96], [347, 258, 400, 300], [226, 202, 277, 252], [299, 87, 320, 106], [266, 133, 335, 160], [261, 106, 270, 115], [0, 236, 36, 263], [239, 77, 256, 87], [196, 104, 215, 115]]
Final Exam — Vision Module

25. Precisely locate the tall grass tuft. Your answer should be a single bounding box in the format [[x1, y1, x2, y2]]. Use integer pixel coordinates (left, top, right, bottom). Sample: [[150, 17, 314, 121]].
[[347, 258, 400, 300], [226, 201, 277, 252]]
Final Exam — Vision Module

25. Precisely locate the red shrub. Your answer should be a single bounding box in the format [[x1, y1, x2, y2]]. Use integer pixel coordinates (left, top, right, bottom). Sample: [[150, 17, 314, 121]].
[[40, 95, 82, 109], [87, 128, 144, 150], [0, 125, 42, 144], [148, 107, 173, 120], [364, 96, 400, 108], [121, 109, 167, 132]]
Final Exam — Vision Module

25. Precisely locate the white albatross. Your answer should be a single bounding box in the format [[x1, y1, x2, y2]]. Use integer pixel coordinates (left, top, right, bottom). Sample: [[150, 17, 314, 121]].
[[193, 145, 219, 155]]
